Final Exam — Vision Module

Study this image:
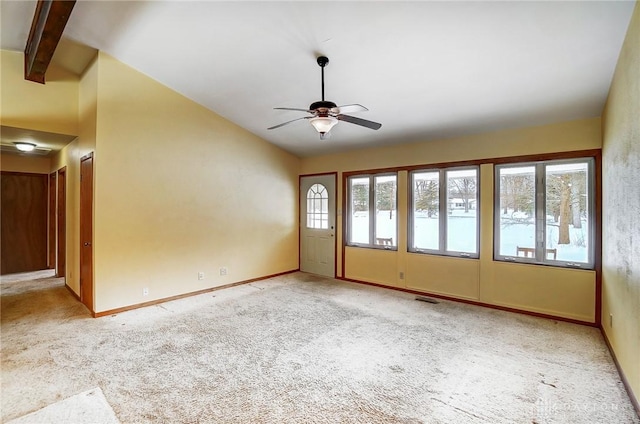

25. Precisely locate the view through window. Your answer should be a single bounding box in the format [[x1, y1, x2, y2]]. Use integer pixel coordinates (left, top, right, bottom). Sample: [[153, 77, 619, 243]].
[[410, 167, 479, 257], [495, 158, 594, 267], [348, 174, 397, 248], [306, 183, 329, 229]]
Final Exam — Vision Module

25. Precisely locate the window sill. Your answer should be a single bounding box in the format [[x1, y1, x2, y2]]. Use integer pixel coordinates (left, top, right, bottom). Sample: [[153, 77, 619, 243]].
[[409, 250, 479, 259], [496, 258, 594, 270]]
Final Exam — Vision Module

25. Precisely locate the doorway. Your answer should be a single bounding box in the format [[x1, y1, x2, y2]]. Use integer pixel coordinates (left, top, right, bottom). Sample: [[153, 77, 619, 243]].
[[299, 174, 336, 277], [80, 153, 94, 312]]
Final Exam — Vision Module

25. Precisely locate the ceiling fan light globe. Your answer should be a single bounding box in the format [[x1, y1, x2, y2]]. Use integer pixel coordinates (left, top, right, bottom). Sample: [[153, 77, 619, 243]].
[[310, 116, 338, 134]]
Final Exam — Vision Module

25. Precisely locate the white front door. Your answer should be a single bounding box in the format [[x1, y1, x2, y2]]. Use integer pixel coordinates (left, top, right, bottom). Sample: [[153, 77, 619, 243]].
[[300, 174, 336, 277]]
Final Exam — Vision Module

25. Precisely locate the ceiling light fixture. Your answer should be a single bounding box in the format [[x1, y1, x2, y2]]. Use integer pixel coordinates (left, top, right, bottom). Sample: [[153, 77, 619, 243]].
[[268, 56, 381, 140], [15, 142, 36, 152], [309, 116, 338, 137]]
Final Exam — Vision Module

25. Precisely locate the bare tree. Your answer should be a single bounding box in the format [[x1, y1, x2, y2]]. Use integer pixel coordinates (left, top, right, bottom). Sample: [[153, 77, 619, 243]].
[[571, 173, 583, 229], [449, 177, 476, 213], [557, 174, 572, 244]]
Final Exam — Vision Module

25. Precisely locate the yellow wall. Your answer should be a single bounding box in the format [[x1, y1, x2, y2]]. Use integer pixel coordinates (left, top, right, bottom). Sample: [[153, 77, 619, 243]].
[[0, 50, 79, 135], [302, 118, 601, 323], [50, 56, 99, 295], [0, 153, 51, 174], [90, 53, 300, 312], [2, 48, 300, 313], [602, 1, 640, 405]]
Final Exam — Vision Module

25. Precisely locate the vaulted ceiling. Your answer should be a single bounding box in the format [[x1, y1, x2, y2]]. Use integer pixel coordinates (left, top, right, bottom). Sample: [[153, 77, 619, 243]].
[[1, 1, 635, 157]]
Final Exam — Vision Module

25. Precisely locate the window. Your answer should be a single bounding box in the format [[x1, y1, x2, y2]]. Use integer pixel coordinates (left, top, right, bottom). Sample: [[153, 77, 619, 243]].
[[409, 167, 479, 257], [495, 158, 594, 268], [347, 173, 397, 249], [306, 183, 329, 229]]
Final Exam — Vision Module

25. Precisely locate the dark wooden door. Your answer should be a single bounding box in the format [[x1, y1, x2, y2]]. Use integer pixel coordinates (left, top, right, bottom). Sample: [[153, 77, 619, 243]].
[[1, 172, 48, 274], [57, 167, 67, 278], [49, 172, 56, 269], [80, 154, 94, 311]]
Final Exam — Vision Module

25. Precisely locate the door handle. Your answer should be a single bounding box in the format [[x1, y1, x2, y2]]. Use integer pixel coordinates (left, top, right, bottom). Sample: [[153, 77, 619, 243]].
[[84, 242, 91, 246]]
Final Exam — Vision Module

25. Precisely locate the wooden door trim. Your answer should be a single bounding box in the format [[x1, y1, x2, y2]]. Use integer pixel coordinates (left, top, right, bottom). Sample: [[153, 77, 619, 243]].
[[56, 167, 66, 278], [49, 171, 56, 269]]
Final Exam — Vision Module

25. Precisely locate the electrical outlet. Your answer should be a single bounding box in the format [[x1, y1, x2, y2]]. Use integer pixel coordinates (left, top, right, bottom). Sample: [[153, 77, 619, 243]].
[[399, 272, 405, 280], [143, 287, 149, 297], [198, 272, 205, 280], [609, 313, 613, 327], [220, 267, 228, 276]]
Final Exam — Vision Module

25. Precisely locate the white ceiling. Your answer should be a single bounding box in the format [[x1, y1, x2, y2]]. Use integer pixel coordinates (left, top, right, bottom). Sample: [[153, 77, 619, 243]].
[[1, 1, 635, 158]]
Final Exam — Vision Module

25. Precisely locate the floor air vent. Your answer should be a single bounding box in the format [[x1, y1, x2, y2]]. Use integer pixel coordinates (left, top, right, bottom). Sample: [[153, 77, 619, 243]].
[[415, 296, 439, 304]]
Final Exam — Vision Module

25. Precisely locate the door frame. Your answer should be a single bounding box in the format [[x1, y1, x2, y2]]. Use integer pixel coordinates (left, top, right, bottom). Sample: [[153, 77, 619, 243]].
[[56, 167, 67, 278], [299, 172, 338, 278], [48, 171, 56, 269], [80, 153, 94, 312]]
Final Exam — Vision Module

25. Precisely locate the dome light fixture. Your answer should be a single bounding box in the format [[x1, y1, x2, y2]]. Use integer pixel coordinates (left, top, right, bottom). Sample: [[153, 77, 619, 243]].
[[309, 116, 338, 137], [15, 142, 37, 152]]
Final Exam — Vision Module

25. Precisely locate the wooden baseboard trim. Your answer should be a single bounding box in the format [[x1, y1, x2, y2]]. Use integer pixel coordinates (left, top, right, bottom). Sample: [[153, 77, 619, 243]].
[[600, 327, 640, 418], [65, 283, 81, 301], [93, 269, 299, 318], [337, 277, 597, 327]]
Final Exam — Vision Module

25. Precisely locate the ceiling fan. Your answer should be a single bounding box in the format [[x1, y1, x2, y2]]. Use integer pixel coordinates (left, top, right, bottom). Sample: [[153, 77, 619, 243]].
[[268, 56, 382, 140]]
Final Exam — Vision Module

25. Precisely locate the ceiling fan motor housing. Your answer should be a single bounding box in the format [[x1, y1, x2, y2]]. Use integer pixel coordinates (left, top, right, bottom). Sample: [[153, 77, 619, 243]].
[[310, 100, 337, 116]]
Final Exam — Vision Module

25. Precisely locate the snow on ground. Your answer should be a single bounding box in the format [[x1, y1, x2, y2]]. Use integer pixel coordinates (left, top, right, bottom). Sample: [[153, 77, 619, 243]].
[[350, 210, 589, 263]]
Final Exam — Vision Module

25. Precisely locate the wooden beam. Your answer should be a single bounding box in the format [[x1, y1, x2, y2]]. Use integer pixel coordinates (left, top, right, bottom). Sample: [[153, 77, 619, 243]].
[[24, 0, 76, 84]]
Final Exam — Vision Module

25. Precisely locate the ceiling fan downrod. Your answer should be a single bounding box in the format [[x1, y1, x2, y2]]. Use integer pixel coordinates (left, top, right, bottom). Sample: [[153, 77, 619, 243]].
[[310, 56, 336, 113], [317, 56, 329, 101]]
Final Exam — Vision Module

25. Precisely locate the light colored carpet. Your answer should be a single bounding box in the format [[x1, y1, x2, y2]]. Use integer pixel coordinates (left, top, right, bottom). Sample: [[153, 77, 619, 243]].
[[6, 387, 119, 424], [1, 271, 638, 423]]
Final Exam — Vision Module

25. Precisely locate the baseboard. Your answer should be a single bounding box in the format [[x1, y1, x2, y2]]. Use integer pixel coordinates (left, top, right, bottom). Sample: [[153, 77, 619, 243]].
[[600, 327, 640, 418], [93, 269, 299, 318], [65, 283, 81, 301], [338, 277, 597, 327]]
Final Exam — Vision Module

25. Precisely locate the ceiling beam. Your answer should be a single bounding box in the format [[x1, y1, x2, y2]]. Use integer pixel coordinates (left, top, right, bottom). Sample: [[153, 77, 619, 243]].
[[24, 0, 76, 84]]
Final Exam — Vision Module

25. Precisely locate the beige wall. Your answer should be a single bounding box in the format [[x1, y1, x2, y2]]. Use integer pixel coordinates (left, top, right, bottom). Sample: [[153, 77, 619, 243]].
[[90, 53, 300, 312], [0, 50, 79, 135], [0, 153, 51, 174], [2, 49, 300, 313], [302, 118, 601, 174], [602, 2, 640, 406], [302, 118, 601, 322], [49, 55, 99, 295]]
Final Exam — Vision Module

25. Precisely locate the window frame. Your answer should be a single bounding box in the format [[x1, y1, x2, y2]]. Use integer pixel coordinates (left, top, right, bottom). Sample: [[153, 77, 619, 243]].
[[494, 157, 595, 269], [346, 172, 398, 250], [305, 183, 329, 230], [408, 165, 480, 259]]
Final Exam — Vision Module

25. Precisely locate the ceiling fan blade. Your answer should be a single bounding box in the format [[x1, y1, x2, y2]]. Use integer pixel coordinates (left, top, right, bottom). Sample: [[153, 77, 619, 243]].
[[267, 116, 310, 130], [332, 104, 369, 114], [337, 114, 382, 130], [274, 107, 313, 113]]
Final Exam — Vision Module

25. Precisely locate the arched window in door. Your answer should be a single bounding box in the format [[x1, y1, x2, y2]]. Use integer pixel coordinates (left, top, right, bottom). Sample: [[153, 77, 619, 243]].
[[306, 183, 329, 229]]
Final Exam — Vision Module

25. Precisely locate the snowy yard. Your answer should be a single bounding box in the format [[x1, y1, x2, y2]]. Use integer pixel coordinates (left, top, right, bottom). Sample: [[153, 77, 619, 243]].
[[351, 209, 589, 263]]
